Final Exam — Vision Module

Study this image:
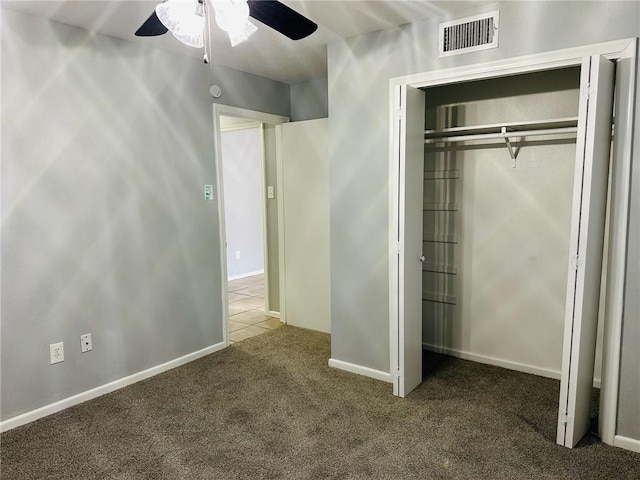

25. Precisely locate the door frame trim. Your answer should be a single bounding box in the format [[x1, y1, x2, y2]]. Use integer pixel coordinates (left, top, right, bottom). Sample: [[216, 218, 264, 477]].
[[388, 38, 637, 446], [212, 104, 289, 345]]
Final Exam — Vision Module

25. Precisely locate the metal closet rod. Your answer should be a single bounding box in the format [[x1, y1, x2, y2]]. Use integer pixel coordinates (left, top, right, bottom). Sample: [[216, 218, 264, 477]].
[[423, 117, 582, 165], [424, 127, 578, 144], [424, 116, 579, 136], [424, 126, 578, 168], [424, 126, 578, 144]]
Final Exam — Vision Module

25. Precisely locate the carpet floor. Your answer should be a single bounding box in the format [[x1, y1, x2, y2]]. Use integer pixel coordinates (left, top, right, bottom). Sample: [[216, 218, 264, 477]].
[[2, 326, 639, 479]]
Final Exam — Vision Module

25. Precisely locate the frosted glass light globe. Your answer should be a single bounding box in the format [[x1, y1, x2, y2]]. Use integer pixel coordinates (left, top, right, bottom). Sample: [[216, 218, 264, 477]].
[[156, 0, 205, 48]]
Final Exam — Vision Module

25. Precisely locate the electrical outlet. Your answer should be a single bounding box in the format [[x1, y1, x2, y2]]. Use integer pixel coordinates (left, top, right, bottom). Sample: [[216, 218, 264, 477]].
[[235, 251, 241, 260], [50, 342, 64, 364], [267, 186, 275, 199], [80, 333, 92, 353]]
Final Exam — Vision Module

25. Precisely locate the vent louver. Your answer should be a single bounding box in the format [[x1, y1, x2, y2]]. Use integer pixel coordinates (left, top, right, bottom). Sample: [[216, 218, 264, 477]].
[[439, 11, 499, 57]]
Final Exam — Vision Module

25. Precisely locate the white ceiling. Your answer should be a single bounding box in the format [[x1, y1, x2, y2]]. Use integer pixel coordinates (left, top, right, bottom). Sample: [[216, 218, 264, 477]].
[[3, 0, 481, 84]]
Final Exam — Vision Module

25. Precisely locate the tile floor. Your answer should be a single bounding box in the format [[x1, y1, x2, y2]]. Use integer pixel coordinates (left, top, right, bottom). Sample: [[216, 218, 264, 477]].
[[228, 273, 282, 343]]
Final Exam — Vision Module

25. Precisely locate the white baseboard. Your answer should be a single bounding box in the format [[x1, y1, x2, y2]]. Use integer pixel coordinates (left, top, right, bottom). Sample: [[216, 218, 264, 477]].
[[422, 343, 602, 388], [267, 311, 280, 319], [614, 435, 640, 453], [423, 342, 560, 379], [228, 270, 264, 281], [0, 341, 227, 433], [328, 358, 392, 383]]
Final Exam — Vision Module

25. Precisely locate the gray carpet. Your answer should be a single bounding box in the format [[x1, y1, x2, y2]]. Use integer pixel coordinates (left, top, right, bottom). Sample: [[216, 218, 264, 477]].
[[2, 326, 639, 479]]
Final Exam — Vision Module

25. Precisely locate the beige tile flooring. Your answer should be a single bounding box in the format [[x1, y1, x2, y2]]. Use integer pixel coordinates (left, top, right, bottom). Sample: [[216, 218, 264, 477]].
[[228, 273, 282, 343]]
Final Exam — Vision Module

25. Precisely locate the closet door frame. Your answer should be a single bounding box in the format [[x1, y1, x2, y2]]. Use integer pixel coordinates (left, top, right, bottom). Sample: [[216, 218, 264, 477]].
[[388, 38, 636, 447]]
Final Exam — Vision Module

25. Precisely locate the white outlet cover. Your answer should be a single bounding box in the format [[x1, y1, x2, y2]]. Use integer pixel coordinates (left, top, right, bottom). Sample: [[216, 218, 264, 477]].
[[267, 186, 275, 199], [80, 333, 93, 353], [50, 342, 64, 364]]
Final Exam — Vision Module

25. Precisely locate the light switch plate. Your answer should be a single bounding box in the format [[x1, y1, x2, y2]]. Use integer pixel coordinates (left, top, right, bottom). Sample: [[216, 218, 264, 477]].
[[204, 184, 214, 201]]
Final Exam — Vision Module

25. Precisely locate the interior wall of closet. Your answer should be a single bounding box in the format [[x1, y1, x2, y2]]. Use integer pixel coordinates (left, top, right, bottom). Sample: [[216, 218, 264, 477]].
[[421, 67, 605, 383]]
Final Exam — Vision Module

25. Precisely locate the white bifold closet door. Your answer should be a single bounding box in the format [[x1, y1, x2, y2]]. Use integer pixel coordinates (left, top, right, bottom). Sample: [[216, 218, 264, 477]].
[[394, 56, 615, 447], [394, 85, 426, 397], [557, 55, 615, 448]]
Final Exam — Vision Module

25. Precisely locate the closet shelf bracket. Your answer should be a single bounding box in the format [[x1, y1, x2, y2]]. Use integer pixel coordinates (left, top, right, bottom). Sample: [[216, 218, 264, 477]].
[[501, 127, 519, 167]]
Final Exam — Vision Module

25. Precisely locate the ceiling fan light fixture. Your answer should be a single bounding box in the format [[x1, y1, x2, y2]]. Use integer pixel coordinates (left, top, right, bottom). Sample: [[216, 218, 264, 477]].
[[156, 0, 205, 48], [213, 0, 257, 46], [226, 20, 257, 47]]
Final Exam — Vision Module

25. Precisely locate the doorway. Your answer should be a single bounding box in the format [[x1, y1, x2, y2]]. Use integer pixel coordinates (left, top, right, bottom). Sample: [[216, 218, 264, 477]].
[[212, 105, 289, 345], [389, 40, 636, 449], [219, 115, 279, 342]]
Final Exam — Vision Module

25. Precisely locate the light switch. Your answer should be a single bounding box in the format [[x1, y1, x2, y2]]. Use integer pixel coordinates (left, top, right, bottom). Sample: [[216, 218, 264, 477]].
[[204, 184, 214, 201], [267, 186, 275, 199]]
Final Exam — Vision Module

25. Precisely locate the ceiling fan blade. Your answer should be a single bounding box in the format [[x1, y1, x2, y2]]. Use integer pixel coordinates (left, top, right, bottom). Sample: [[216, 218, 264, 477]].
[[135, 11, 169, 37], [248, 0, 317, 40]]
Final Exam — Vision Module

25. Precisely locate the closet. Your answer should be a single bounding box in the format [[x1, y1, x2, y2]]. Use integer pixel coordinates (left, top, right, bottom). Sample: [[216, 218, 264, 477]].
[[421, 68, 582, 380], [393, 55, 617, 449]]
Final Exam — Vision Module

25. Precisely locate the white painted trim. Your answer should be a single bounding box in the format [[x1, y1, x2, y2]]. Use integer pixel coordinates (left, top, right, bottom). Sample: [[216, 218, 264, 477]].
[[220, 121, 261, 132], [260, 124, 271, 314], [388, 85, 402, 396], [0, 8, 3, 437], [390, 38, 636, 89], [267, 310, 281, 319], [0, 342, 226, 433], [227, 270, 264, 281], [422, 343, 602, 388], [613, 435, 640, 454], [212, 104, 289, 125], [328, 358, 392, 383], [599, 39, 637, 445], [389, 38, 635, 446], [212, 106, 229, 345], [424, 342, 561, 380], [212, 104, 289, 344], [275, 125, 287, 325]]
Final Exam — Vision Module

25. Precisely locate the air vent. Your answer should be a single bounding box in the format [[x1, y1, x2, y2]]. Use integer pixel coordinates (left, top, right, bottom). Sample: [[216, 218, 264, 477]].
[[439, 11, 499, 57]]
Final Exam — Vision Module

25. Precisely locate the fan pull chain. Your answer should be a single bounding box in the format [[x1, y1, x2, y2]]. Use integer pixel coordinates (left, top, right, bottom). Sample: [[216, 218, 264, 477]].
[[203, 0, 211, 64]]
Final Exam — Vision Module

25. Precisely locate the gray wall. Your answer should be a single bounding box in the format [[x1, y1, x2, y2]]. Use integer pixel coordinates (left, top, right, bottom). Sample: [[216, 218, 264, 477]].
[[210, 65, 290, 119], [290, 77, 329, 122], [327, 0, 640, 439], [0, 8, 286, 421], [221, 127, 264, 278]]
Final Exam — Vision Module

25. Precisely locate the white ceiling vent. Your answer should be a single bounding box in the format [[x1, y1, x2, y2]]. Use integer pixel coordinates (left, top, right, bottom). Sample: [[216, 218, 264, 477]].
[[439, 11, 499, 57]]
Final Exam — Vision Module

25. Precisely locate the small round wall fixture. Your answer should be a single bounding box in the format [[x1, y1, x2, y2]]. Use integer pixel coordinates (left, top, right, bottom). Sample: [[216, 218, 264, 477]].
[[209, 85, 222, 98]]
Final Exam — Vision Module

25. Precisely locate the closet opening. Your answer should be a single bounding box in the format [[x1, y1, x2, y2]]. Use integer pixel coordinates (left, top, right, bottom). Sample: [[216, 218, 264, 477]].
[[390, 41, 636, 451], [420, 66, 607, 444]]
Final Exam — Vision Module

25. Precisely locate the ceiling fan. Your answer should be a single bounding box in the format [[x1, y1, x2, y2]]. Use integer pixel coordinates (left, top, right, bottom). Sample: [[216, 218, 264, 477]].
[[135, 0, 317, 61]]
